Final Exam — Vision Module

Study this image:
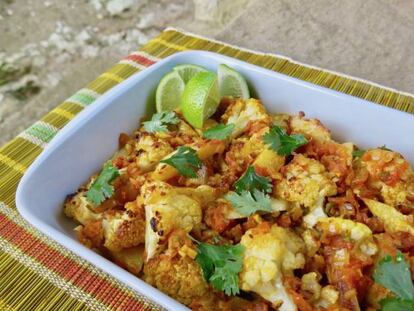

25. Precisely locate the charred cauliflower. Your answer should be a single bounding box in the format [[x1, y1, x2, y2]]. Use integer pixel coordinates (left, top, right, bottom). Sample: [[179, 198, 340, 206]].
[[239, 223, 305, 310], [276, 154, 337, 226], [142, 181, 202, 260], [143, 230, 211, 306]]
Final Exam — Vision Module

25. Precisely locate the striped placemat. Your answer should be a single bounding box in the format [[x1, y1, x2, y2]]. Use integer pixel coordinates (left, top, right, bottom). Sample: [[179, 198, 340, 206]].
[[0, 28, 413, 311]]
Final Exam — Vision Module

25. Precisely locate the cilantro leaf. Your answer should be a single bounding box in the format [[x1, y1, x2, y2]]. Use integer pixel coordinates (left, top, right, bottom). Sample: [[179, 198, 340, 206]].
[[379, 145, 392, 151], [160, 146, 202, 178], [225, 189, 272, 216], [263, 125, 308, 155], [380, 298, 414, 311], [352, 149, 365, 158], [86, 163, 120, 206], [234, 166, 272, 194], [196, 242, 245, 296], [143, 111, 179, 133], [203, 123, 235, 140], [374, 252, 414, 300]]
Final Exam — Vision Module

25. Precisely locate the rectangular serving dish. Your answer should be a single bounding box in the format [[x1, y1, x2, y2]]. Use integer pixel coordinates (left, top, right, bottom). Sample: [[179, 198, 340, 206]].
[[16, 51, 414, 310]]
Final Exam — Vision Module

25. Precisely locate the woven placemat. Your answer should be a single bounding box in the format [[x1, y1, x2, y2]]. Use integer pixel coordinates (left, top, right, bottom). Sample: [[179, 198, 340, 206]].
[[0, 28, 413, 311]]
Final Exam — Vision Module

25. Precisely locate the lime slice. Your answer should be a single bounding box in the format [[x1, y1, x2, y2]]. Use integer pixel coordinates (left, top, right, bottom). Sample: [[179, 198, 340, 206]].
[[181, 71, 220, 128], [155, 70, 185, 112], [218, 64, 250, 99], [173, 64, 208, 84]]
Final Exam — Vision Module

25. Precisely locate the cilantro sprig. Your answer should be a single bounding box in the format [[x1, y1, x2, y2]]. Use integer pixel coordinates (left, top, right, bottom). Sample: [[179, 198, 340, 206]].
[[225, 189, 272, 216], [352, 149, 365, 158], [379, 145, 392, 151], [86, 163, 120, 206], [160, 146, 202, 178], [143, 111, 179, 133], [196, 242, 245, 296], [374, 252, 414, 310], [234, 166, 272, 194], [203, 123, 235, 140], [263, 125, 308, 155]]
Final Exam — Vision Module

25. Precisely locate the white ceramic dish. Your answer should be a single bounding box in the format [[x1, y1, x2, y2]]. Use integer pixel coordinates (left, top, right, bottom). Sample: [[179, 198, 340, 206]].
[[16, 51, 414, 310]]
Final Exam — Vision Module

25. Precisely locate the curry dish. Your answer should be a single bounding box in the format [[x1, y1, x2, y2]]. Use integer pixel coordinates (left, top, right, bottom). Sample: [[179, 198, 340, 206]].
[[64, 98, 414, 310]]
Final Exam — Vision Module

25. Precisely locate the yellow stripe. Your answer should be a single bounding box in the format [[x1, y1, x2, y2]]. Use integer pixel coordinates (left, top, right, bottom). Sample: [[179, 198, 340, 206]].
[[0, 154, 26, 174], [0, 299, 15, 311], [150, 37, 187, 51], [100, 72, 124, 83], [52, 107, 75, 120]]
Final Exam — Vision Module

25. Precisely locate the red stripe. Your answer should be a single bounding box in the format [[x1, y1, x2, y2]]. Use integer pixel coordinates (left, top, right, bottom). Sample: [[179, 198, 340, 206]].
[[124, 54, 156, 66], [0, 214, 149, 310]]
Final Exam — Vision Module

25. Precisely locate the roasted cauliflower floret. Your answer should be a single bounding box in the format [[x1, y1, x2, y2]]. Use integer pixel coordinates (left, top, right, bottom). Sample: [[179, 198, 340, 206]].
[[239, 223, 305, 311], [317, 285, 339, 309], [275, 154, 337, 226], [353, 149, 414, 208], [143, 230, 210, 306], [129, 132, 174, 173], [102, 208, 146, 252], [298, 275, 339, 310], [174, 185, 219, 207], [304, 140, 353, 192], [317, 217, 377, 256], [301, 272, 322, 301], [289, 114, 331, 142], [276, 155, 337, 208], [142, 182, 202, 260], [317, 217, 377, 309], [363, 198, 414, 236], [64, 192, 101, 225], [74, 220, 104, 249], [221, 98, 270, 138]]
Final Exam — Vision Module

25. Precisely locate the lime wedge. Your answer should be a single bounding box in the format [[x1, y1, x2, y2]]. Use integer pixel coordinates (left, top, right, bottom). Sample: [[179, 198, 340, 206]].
[[155, 70, 185, 112], [181, 71, 220, 128], [218, 64, 250, 99], [174, 64, 208, 84]]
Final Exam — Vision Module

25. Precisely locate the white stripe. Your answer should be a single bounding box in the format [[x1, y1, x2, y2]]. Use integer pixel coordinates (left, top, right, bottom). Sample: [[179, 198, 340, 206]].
[[165, 26, 414, 99], [128, 51, 161, 62], [119, 59, 147, 70], [17, 132, 47, 148]]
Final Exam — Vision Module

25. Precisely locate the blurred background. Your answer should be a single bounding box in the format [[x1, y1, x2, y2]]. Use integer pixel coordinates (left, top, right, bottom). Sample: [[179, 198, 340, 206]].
[[0, 0, 413, 145]]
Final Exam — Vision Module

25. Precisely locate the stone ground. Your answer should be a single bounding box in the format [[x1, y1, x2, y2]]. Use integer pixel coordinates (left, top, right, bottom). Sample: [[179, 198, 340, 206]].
[[0, 0, 413, 145]]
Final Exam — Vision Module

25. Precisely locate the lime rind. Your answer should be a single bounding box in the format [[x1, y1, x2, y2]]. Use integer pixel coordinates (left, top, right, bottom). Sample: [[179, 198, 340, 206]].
[[173, 64, 208, 84], [203, 77, 220, 119], [155, 70, 185, 112], [218, 64, 250, 99]]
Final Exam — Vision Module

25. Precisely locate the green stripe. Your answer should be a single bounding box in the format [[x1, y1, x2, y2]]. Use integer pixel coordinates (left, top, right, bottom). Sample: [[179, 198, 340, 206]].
[[68, 93, 96, 106], [26, 124, 57, 143]]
